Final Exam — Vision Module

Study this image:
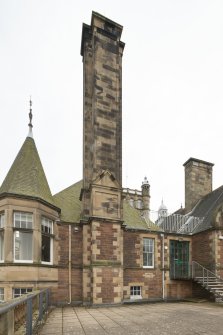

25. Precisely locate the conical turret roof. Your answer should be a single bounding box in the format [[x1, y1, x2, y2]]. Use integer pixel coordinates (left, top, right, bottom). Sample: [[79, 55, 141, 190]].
[[0, 136, 55, 206]]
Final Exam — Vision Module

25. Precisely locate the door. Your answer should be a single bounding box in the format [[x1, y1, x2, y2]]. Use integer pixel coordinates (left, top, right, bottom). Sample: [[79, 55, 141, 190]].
[[170, 240, 190, 279]]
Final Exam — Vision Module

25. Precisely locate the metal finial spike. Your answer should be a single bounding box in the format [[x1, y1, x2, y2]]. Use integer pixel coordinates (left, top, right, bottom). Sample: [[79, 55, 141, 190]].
[[28, 97, 33, 138], [29, 97, 33, 128]]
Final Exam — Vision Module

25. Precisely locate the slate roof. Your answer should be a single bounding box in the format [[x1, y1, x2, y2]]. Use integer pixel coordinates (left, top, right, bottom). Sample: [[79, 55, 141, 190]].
[[53, 180, 82, 223], [122, 200, 160, 231], [190, 185, 223, 234], [0, 136, 55, 207], [53, 181, 158, 230]]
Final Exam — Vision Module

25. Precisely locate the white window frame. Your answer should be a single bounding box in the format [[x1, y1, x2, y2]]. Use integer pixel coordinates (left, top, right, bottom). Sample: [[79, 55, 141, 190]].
[[13, 288, 32, 298], [0, 288, 4, 302], [41, 217, 53, 264], [130, 286, 142, 299], [143, 238, 154, 268], [0, 213, 5, 229], [13, 212, 33, 263]]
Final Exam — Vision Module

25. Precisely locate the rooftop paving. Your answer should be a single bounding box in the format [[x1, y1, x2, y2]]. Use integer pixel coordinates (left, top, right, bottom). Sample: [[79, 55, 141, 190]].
[[39, 301, 223, 335]]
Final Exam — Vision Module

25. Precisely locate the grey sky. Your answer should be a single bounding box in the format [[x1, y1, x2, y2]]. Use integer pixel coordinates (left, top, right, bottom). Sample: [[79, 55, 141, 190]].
[[1, 0, 223, 214]]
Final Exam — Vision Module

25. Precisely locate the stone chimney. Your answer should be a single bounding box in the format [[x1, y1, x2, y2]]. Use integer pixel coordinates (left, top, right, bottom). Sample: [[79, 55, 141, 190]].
[[183, 157, 214, 213]]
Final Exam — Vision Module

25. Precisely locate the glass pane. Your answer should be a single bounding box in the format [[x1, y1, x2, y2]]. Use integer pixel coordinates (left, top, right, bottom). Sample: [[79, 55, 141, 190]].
[[0, 232, 3, 261], [42, 218, 53, 234], [14, 231, 32, 261], [14, 212, 33, 229], [143, 238, 154, 267], [143, 253, 147, 266], [42, 235, 51, 262], [0, 288, 4, 302], [0, 214, 4, 228]]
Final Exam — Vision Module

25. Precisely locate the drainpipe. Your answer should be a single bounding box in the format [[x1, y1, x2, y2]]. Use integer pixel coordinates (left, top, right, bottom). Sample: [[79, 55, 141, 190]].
[[68, 224, 72, 304], [160, 233, 165, 300]]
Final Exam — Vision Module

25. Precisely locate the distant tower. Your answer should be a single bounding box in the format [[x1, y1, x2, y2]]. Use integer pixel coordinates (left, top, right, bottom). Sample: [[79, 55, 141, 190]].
[[183, 158, 214, 213], [141, 177, 150, 219], [158, 199, 168, 218]]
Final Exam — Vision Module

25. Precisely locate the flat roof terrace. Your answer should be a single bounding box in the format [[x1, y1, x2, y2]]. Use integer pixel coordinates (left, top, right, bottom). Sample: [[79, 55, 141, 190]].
[[39, 301, 223, 335]]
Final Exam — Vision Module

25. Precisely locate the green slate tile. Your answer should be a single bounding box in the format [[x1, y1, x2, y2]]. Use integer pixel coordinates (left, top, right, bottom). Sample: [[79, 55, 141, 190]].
[[0, 137, 55, 206]]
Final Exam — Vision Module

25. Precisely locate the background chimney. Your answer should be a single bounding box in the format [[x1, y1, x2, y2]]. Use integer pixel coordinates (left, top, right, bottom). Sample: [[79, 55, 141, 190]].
[[183, 157, 214, 213]]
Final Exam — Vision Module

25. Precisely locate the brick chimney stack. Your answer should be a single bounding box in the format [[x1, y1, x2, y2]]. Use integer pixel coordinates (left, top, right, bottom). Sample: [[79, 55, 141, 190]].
[[183, 158, 214, 213]]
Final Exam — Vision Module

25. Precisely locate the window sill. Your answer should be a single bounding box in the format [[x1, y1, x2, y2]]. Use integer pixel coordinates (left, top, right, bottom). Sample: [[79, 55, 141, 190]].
[[130, 296, 142, 300], [14, 260, 33, 264], [143, 266, 154, 269], [41, 261, 53, 265]]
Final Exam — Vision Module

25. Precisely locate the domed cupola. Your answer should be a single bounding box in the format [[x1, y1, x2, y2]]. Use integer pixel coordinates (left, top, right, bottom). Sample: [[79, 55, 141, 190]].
[[158, 199, 168, 218]]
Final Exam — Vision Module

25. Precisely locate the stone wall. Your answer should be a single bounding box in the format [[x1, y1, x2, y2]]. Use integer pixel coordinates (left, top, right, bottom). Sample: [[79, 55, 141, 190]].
[[57, 224, 83, 304]]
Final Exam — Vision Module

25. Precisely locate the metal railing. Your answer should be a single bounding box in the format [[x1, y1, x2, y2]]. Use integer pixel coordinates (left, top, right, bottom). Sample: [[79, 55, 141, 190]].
[[192, 261, 222, 286], [0, 289, 50, 335]]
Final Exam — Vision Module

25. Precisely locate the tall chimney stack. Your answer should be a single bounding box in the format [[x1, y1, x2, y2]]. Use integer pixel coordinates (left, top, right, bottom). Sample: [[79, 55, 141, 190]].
[[183, 157, 214, 213]]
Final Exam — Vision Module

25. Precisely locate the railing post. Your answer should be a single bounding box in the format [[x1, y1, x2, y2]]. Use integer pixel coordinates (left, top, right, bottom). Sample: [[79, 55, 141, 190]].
[[192, 261, 194, 278], [46, 289, 49, 310], [39, 291, 43, 321], [203, 267, 204, 286], [26, 297, 33, 335]]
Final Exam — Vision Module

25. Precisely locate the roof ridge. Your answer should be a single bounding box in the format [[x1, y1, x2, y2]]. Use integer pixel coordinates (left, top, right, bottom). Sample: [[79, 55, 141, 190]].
[[53, 180, 82, 197]]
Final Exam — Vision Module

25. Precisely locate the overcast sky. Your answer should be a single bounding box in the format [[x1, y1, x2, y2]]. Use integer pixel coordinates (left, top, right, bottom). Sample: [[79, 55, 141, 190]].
[[1, 0, 223, 215]]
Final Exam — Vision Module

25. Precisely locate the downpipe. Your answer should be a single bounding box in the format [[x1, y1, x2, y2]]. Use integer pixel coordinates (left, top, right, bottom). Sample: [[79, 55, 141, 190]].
[[160, 233, 165, 301]]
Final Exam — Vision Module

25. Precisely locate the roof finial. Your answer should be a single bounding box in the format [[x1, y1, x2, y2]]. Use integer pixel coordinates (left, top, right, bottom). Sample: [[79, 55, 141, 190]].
[[28, 96, 33, 138]]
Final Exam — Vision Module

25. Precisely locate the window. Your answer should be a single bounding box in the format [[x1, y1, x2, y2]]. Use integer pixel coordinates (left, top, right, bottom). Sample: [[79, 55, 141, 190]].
[[0, 232, 4, 262], [0, 213, 4, 228], [41, 217, 53, 263], [130, 286, 142, 299], [0, 288, 4, 302], [14, 212, 32, 229], [14, 212, 33, 262], [13, 288, 32, 298], [143, 238, 154, 268], [137, 199, 142, 209], [0, 213, 5, 262]]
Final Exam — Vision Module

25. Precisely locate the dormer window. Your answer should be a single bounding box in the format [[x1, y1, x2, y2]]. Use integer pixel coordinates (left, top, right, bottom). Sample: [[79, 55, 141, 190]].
[[14, 212, 33, 263]]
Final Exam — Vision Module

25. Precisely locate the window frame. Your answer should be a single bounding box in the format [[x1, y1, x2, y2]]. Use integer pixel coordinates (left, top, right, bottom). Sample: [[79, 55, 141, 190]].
[[130, 286, 142, 299], [0, 288, 4, 302], [13, 288, 33, 298], [0, 230, 4, 263], [0, 213, 5, 263], [143, 237, 155, 268], [13, 212, 33, 263], [41, 217, 53, 265]]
